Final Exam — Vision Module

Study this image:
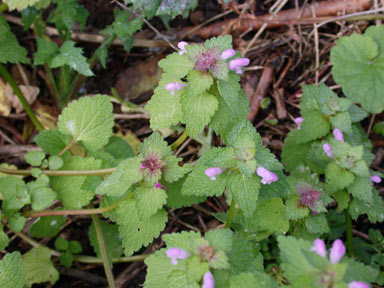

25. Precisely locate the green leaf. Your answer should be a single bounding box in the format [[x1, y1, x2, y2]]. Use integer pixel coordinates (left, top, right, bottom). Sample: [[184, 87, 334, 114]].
[[156, 0, 198, 18], [348, 105, 368, 123], [285, 195, 309, 220], [162, 156, 189, 183], [24, 150, 45, 166], [349, 188, 384, 223], [23, 246, 59, 287], [135, 186, 168, 219], [204, 35, 233, 52], [162, 230, 201, 252], [347, 176, 373, 203], [4, 0, 40, 10], [68, 241, 82, 254], [281, 130, 312, 172], [8, 214, 26, 232], [104, 136, 135, 160], [96, 157, 142, 197], [55, 237, 69, 251], [139, 131, 171, 159], [116, 199, 168, 256], [29, 216, 66, 238], [325, 162, 355, 193], [50, 40, 93, 76], [21, 7, 38, 30], [343, 258, 378, 284], [48, 155, 64, 170], [0, 252, 24, 288], [297, 110, 330, 143], [229, 272, 279, 288], [34, 37, 59, 65], [88, 220, 123, 261], [205, 229, 233, 253], [227, 173, 260, 218], [49, 0, 88, 31], [0, 225, 9, 250], [34, 129, 71, 155], [305, 213, 329, 235], [277, 236, 317, 282], [0, 15, 29, 64], [187, 70, 213, 96], [57, 95, 114, 151], [330, 112, 352, 133], [0, 176, 30, 212], [158, 53, 194, 78], [331, 26, 384, 114], [125, 0, 161, 19], [165, 177, 206, 209], [332, 190, 350, 212], [59, 252, 73, 268], [50, 156, 102, 209]]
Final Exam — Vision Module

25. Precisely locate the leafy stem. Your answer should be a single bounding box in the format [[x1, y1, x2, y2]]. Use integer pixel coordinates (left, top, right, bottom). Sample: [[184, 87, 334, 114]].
[[91, 213, 116, 288], [0, 63, 44, 131], [345, 208, 355, 257], [23, 202, 119, 218], [224, 198, 236, 229], [170, 130, 189, 150], [0, 166, 117, 177]]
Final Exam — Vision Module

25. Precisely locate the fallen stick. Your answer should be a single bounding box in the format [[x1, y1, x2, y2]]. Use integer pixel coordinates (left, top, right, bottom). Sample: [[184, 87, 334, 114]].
[[180, 0, 372, 39]]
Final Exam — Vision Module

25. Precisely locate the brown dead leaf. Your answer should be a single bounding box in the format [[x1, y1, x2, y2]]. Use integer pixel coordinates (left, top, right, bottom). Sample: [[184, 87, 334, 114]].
[[4, 83, 39, 114], [0, 78, 11, 116]]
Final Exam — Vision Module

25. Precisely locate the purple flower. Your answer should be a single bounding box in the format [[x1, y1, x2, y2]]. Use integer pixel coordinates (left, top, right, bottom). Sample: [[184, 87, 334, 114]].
[[299, 184, 322, 213], [329, 239, 346, 264], [323, 143, 333, 158], [228, 58, 250, 74], [166, 248, 189, 265], [194, 48, 220, 72], [154, 182, 162, 189], [333, 128, 344, 142], [202, 271, 215, 288], [294, 117, 304, 130], [165, 82, 186, 95], [348, 281, 370, 288], [370, 175, 382, 184], [204, 167, 223, 181], [221, 49, 236, 60], [256, 167, 278, 184], [178, 41, 188, 55], [311, 239, 327, 258]]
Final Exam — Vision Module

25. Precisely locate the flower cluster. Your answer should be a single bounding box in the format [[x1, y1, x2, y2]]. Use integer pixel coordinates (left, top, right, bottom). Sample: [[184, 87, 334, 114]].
[[297, 184, 322, 214]]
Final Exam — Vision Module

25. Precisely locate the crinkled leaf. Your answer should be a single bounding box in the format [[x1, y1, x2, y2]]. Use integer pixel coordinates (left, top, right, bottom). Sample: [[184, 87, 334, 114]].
[[139, 131, 171, 159], [135, 186, 168, 220], [57, 95, 114, 151], [50, 40, 93, 76], [30, 216, 66, 238], [23, 246, 59, 287], [347, 176, 373, 203], [48, 155, 64, 170], [187, 70, 213, 96], [4, 0, 40, 10], [297, 110, 330, 143], [24, 150, 45, 167], [116, 199, 167, 256], [0, 252, 24, 288], [49, 0, 88, 31], [0, 176, 30, 212], [229, 272, 279, 288], [104, 136, 135, 160], [205, 229, 233, 253], [350, 189, 384, 223], [325, 162, 355, 193], [158, 53, 194, 78], [34, 129, 71, 155], [34, 37, 59, 65], [281, 130, 312, 172], [156, 0, 198, 18], [204, 35, 233, 52], [165, 177, 206, 209], [305, 213, 330, 235], [342, 258, 378, 284], [162, 156, 189, 183]]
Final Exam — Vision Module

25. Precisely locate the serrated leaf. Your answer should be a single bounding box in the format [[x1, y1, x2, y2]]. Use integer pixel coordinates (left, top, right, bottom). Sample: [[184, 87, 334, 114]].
[[135, 186, 168, 219], [21, 7, 38, 30], [156, 0, 198, 18], [330, 112, 352, 133], [29, 216, 66, 238], [229, 272, 279, 288], [116, 199, 167, 256], [331, 26, 384, 114], [349, 188, 384, 223], [227, 173, 260, 218], [34, 129, 71, 155], [162, 230, 201, 252], [24, 150, 45, 166], [57, 95, 114, 151], [158, 53, 194, 78], [4, 0, 40, 10], [187, 70, 213, 96], [55, 237, 69, 251], [34, 37, 59, 65], [332, 190, 350, 212], [125, 0, 161, 19], [0, 252, 24, 288], [348, 105, 368, 123], [205, 229, 233, 253], [162, 156, 189, 183], [50, 40, 93, 76], [104, 135, 135, 160], [343, 258, 378, 283], [96, 157, 142, 197], [325, 162, 355, 193], [305, 213, 329, 235], [285, 195, 309, 220], [23, 246, 59, 287], [88, 220, 123, 262], [165, 177, 206, 209], [347, 176, 373, 203], [48, 155, 64, 170], [0, 15, 29, 64], [204, 35, 233, 52], [0, 225, 9, 250], [48, 0, 88, 31], [297, 110, 330, 143], [281, 130, 312, 172], [59, 251, 73, 268], [181, 92, 218, 138], [50, 156, 101, 209], [0, 176, 30, 212], [139, 131, 171, 159]]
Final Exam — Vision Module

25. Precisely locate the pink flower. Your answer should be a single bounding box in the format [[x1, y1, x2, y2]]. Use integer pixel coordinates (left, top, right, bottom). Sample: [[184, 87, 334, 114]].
[[178, 41, 188, 55], [329, 239, 346, 264], [256, 167, 278, 184], [204, 167, 223, 180], [370, 175, 382, 184], [333, 128, 344, 142], [165, 82, 186, 95], [294, 117, 304, 130], [166, 248, 189, 265], [299, 184, 322, 213], [221, 49, 236, 60], [348, 282, 369, 288], [228, 58, 250, 74], [323, 143, 333, 158], [202, 271, 215, 288], [311, 239, 327, 258]]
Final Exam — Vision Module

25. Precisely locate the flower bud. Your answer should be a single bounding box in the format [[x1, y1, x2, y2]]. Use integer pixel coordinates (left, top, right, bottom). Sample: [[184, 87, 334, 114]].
[[228, 58, 250, 74], [370, 175, 382, 184], [204, 167, 223, 181], [323, 143, 333, 158], [166, 248, 189, 265], [329, 239, 346, 264], [154, 182, 162, 189], [202, 271, 215, 288], [165, 82, 186, 95], [311, 239, 327, 258], [221, 49, 236, 60], [177, 41, 188, 55], [256, 167, 278, 184], [333, 128, 344, 142], [294, 117, 304, 130], [348, 281, 369, 288]]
